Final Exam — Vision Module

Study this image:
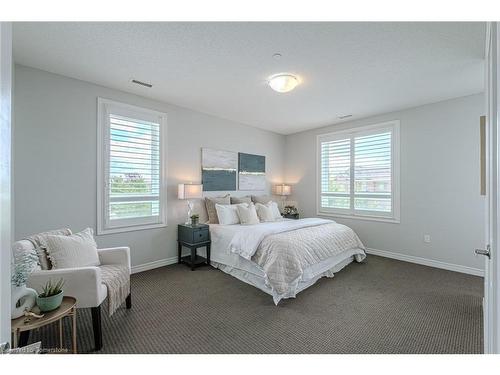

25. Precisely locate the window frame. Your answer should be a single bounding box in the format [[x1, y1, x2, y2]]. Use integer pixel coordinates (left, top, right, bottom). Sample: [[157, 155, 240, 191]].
[[316, 120, 400, 223], [97, 97, 168, 235]]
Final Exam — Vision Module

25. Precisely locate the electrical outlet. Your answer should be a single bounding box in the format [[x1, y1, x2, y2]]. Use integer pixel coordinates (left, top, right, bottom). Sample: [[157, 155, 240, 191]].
[[423, 234, 431, 243]]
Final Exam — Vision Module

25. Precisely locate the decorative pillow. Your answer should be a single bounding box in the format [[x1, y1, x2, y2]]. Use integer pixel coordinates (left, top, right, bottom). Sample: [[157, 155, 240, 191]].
[[268, 201, 283, 220], [12, 241, 43, 272], [35, 247, 52, 270], [204, 195, 230, 224], [26, 228, 73, 270], [255, 202, 277, 222], [236, 203, 260, 225], [255, 203, 274, 222], [230, 196, 252, 205], [45, 228, 100, 269], [215, 203, 248, 225], [251, 195, 273, 205]]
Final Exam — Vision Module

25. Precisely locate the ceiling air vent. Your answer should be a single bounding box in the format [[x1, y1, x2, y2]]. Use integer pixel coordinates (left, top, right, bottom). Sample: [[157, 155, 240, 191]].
[[131, 79, 153, 88]]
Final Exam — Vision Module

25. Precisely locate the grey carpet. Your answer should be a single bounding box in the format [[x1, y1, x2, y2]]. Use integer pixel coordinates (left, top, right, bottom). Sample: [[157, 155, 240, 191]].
[[27, 255, 483, 354]]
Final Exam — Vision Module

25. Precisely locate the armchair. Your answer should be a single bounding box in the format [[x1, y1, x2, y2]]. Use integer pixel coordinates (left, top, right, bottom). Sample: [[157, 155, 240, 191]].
[[12, 235, 132, 351]]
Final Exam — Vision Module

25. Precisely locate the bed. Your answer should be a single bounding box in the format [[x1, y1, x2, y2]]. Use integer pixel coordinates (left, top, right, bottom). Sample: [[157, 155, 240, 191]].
[[209, 217, 366, 304]]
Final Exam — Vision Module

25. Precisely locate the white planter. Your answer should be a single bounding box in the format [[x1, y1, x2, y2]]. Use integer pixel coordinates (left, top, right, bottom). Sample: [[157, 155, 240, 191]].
[[11, 284, 37, 319]]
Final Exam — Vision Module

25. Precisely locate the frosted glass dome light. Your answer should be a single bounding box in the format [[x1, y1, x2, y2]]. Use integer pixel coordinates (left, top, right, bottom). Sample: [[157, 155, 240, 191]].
[[268, 73, 299, 93]]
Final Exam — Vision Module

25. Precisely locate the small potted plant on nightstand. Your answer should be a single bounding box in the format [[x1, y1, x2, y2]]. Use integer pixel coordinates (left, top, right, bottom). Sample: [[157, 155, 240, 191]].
[[36, 278, 65, 312], [190, 214, 200, 226], [283, 205, 299, 219]]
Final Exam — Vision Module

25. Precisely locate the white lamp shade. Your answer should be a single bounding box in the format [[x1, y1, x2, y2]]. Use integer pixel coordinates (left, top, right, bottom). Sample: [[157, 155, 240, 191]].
[[178, 183, 203, 199], [274, 184, 291, 196]]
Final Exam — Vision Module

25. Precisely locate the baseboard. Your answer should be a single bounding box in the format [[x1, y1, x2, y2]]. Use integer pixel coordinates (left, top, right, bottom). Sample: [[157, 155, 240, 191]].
[[366, 248, 484, 277], [131, 249, 484, 277], [131, 256, 178, 274]]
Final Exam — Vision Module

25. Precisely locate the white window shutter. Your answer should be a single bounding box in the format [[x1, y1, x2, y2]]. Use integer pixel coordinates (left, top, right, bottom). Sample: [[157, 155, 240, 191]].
[[97, 98, 167, 234], [317, 121, 399, 222], [353, 131, 392, 213]]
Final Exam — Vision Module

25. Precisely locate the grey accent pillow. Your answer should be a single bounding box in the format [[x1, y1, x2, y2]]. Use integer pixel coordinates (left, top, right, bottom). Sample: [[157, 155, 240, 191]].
[[205, 195, 231, 224], [251, 195, 273, 204], [230, 196, 252, 205]]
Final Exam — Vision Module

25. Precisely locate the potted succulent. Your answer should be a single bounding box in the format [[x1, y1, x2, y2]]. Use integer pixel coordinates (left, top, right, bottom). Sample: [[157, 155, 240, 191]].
[[36, 278, 65, 312], [190, 214, 200, 226]]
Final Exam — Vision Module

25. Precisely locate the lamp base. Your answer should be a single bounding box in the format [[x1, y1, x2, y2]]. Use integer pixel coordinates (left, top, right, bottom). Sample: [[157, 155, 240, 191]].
[[186, 200, 193, 225]]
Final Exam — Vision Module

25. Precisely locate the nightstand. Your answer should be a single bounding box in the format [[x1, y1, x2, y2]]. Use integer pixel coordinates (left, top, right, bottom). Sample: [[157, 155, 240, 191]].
[[177, 223, 211, 271], [283, 213, 299, 219]]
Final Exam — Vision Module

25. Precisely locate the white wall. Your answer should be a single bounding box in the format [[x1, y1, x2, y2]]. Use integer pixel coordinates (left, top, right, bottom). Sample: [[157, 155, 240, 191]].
[[0, 22, 12, 345], [285, 94, 486, 272], [13, 65, 286, 269]]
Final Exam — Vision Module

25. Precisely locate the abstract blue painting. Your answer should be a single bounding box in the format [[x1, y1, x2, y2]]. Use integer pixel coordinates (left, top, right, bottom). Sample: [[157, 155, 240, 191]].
[[202, 148, 237, 191], [238, 152, 266, 191]]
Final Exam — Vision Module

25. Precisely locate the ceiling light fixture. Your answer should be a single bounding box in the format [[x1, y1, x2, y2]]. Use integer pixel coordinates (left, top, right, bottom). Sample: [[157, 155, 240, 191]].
[[268, 73, 299, 93], [338, 114, 353, 119]]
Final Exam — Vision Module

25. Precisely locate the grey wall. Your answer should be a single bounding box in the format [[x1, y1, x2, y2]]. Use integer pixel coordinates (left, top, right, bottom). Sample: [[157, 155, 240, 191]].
[[13, 64, 486, 272], [13, 65, 286, 268], [285, 94, 486, 270]]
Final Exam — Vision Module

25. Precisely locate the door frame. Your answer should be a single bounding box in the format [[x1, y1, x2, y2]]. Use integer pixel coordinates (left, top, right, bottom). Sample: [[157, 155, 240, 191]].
[[485, 21, 500, 354], [0, 22, 12, 345]]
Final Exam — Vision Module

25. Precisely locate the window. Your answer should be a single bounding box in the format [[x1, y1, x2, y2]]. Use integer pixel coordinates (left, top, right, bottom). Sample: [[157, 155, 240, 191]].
[[97, 98, 167, 234], [317, 121, 400, 222]]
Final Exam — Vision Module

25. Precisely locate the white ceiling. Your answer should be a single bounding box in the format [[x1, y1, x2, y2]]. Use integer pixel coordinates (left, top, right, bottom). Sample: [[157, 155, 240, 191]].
[[13, 22, 485, 135]]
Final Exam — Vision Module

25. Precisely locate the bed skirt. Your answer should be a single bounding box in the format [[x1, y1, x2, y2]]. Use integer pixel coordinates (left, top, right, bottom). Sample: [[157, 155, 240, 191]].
[[211, 248, 365, 304]]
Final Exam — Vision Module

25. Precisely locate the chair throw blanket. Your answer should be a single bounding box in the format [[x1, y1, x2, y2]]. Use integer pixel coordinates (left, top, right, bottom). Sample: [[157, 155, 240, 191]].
[[100, 265, 130, 316]]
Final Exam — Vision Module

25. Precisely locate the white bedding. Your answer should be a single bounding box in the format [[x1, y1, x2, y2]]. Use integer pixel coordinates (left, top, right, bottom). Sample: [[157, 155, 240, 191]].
[[210, 218, 366, 304], [229, 217, 333, 259]]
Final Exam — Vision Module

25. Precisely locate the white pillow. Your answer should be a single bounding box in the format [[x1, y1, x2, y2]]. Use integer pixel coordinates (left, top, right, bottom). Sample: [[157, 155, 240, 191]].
[[45, 228, 100, 269], [215, 203, 248, 225], [255, 203, 275, 222], [255, 201, 282, 222], [269, 201, 282, 220], [236, 203, 260, 225]]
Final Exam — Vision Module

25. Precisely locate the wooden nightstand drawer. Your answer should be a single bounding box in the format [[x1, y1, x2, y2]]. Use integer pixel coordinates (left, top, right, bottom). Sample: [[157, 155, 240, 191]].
[[194, 228, 209, 242], [178, 224, 209, 244]]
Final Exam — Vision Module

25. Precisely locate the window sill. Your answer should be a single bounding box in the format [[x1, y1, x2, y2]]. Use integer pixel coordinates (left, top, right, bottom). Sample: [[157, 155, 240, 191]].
[[317, 211, 400, 224], [97, 222, 167, 236]]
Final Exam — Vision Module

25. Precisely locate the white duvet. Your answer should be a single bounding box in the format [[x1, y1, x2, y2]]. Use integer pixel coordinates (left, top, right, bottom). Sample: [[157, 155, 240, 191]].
[[216, 218, 366, 303], [229, 218, 334, 259]]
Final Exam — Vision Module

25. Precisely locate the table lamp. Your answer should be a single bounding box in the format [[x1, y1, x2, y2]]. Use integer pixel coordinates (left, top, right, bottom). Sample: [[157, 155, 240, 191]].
[[274, 183, 291, 211], [178, 183, 203, 224]]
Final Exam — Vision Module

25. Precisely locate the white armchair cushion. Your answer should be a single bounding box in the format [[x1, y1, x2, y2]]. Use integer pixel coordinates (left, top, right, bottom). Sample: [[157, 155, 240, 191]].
[[46, 228, 100, 269], [26, 247, 130, 309], [98, 247, 131, 273], [27, 266, 107, 308]]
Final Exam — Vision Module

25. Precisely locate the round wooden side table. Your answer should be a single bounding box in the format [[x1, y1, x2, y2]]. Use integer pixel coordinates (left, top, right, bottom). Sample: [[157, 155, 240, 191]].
[[11, 296, 77, 354]]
